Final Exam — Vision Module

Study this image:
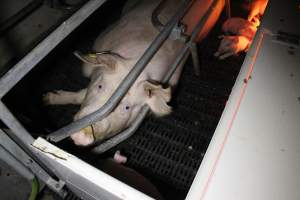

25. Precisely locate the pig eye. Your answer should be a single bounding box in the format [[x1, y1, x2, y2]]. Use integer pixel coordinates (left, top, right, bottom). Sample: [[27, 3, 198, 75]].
[[125, 105, 130, 110], [98, 85, 102, 89]]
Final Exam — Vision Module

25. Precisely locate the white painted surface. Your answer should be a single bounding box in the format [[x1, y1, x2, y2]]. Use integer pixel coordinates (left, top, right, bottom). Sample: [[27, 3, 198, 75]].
[[187, 1, 300, 199], [33, 138, 154, 200]]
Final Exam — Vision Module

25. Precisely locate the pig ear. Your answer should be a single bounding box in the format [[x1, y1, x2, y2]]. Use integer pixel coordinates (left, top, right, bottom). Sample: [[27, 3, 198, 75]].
[[73, 51, 119, 71], [142, 81, 172, 116]]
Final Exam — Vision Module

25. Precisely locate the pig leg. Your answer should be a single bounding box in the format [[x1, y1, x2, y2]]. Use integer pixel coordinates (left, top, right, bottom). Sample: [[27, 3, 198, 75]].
[[43, 89, 87, 105]]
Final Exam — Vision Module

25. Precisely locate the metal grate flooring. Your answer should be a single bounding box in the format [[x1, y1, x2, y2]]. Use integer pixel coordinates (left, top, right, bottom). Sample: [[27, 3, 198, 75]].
[[119, 25, 245, 192]]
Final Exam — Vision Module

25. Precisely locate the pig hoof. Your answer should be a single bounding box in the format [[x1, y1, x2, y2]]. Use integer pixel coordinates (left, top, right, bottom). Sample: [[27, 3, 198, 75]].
[[71, 131, 94, 146], [113, 150, 127, 164]]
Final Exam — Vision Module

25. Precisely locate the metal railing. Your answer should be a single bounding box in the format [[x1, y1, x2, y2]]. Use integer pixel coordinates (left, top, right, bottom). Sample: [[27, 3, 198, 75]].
[[0, 0, 222, 196], [92, 0, 222, 154], [46, 0, 194, 142], [0, 0, 108, 196]]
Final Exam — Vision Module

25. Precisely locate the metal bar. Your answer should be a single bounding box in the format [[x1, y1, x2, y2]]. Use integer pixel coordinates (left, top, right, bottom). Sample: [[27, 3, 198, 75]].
[[0, 102, 66, 194], [0, 102, 34, 144], [0, 130, 67, 197], [92, 0, 222, 153], [0, 0, 108, 98], [47, 0, 194, 142], [151, 0, 167, 31], [0, 0, 43, 35], [92, 106, 149, 153], [190, 42, 201, 76], [92, 45, 190, 154], [0, 144, 34, 181]]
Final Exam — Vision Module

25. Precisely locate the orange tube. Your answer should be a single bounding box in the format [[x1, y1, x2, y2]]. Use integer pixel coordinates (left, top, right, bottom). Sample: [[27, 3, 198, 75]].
[[182, 0, 225, 42]]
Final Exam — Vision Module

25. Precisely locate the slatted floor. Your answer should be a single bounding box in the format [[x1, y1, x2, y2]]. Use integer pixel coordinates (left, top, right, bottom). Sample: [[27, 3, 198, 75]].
[[118, 20, 245, 195]]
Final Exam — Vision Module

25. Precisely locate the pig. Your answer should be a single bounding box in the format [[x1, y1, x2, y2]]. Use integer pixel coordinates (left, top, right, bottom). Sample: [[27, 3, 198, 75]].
[[214, 35, 251, 60], [214, 16, 259, 59], [243, 0, 268, 22], [222, 17, 259, 40], [44, 0, 223, 146], [43, 0, 186, 146]]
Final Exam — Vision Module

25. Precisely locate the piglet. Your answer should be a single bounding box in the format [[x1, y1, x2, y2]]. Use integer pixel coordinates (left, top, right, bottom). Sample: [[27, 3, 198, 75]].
[[214, 35, 251, 60], [222, 17, 259, 40], [243, 0, 268, 22]]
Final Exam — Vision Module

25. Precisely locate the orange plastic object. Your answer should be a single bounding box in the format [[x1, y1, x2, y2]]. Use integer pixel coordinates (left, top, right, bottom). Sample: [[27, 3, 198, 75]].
[[182, 0, 225, 42]]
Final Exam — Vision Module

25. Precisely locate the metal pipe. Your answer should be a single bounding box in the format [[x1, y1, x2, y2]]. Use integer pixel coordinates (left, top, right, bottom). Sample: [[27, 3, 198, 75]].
[[0, 0, 108, 98], [151, 0, 167, 31], [92, 0, 222, 153], [92, 44, 190, 154], [190, 42, 201, 76], [47, 0, 194, 142], [0, 144, 34, 181], [0, 0, 43, 35], [0, 129, 67, 197], [92, 106, 149, 154], [0, 102, 34, 144], [0, 102, 62, 187]]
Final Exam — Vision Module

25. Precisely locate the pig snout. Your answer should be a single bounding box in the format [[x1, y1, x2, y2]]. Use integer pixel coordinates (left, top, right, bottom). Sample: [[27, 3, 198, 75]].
[[71, 117, 111, 146], [71, 126, 94, 146]]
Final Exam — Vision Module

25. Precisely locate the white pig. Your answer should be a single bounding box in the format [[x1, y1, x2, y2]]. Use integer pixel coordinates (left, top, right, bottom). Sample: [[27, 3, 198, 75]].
[[214, 35, 251, 60], [222, 17, 259, 40], [243, 0, 268, 22], [44, 0, 186, 146], [44, 0, 222, 146]]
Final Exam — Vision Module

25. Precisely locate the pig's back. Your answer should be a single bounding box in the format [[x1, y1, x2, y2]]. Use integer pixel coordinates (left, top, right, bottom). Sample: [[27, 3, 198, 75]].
[[93, 0, 184, 83]]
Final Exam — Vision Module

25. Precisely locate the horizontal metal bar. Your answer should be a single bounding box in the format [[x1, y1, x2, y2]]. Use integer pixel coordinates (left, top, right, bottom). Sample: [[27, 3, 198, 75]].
[[92, 0, 222, 153], [0, 144, 34, 181], [0, 0, 107, 98], [47, 0, 193, 142]]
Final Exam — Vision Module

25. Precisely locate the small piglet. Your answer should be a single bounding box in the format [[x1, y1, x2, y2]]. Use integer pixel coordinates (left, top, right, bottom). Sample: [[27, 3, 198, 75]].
[[244, 0, 268, 22], [214, 35, 250, 60], [222, 17, 259, 39], [214, 17, 259, 59]]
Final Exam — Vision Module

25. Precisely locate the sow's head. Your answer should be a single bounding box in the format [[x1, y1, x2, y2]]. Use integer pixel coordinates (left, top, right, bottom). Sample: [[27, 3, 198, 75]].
[[71, 52, 172, 146]]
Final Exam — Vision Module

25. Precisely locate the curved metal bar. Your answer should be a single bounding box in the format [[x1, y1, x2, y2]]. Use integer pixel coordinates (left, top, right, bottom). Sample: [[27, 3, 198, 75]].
[[151, 0, 167, 31], [92, 105, 149, 154], [47, 0, 193, 142], [92, 0, 223, 154]]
